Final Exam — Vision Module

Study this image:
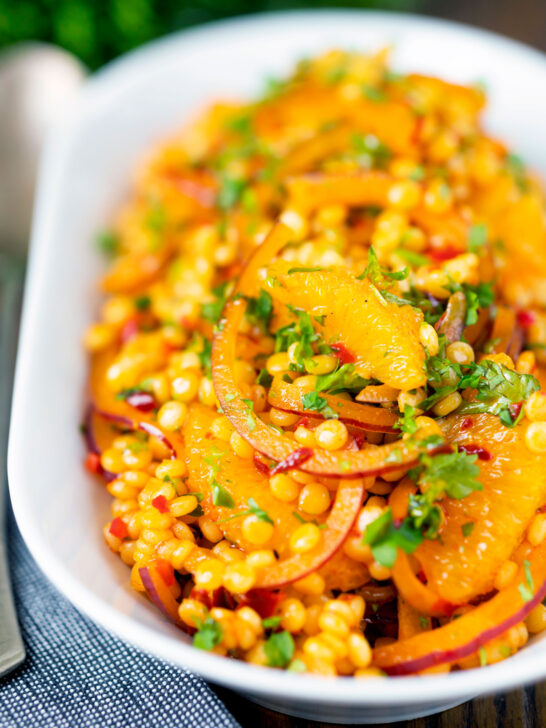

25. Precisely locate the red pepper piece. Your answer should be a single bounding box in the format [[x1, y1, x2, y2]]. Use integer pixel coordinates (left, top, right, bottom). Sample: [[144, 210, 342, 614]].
[[152, 495, 169, 513], [109, 517, 128, 539], [330, 342, 356, 364]]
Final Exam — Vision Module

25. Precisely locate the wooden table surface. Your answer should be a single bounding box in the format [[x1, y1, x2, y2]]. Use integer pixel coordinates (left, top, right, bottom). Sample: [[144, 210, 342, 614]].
[[214, 1, 546, 726]]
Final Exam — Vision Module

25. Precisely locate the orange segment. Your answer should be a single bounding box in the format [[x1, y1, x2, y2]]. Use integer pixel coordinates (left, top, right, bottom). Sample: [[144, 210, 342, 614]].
[[416, 413, 546, 604], [267, 264, 426, 390], [183, 404, 368, 590]]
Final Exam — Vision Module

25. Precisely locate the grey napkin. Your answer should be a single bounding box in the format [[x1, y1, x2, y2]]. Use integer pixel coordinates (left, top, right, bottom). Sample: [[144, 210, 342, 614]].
[[0, 513, 241, 728]]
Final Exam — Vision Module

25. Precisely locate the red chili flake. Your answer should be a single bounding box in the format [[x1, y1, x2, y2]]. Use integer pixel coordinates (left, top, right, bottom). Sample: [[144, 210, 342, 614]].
[[270, 447, 313, 475], [155, 559, 176, 587], [461, 417, 474, 431], [239, 589, 286, 618], [152, 495, 169, 513], [459, 444, 492, 461], [109, 517, 128, 540], [428, 246, 460, 263], [509, 402, 523, 420], [253, 453, 271, 477], [296, 416, 311, 428], [84, 452, 102, 474], [120, 318, 139, 343], [126, 391, 157, 412], [330, 343, 356, 364], [517, 310, 536, 329]]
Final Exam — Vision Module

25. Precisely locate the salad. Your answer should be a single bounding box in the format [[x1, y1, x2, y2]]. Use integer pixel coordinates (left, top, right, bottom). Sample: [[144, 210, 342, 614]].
[[83, 49, 546, 677]]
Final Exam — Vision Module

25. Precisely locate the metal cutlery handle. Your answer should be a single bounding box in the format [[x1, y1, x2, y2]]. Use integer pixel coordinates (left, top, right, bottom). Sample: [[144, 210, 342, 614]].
[[0, 254, 25, 676]]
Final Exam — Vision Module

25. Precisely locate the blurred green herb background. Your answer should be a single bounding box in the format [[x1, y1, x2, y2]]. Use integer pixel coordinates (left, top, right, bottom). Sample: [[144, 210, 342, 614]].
[[0, 0, 544, 69], [0, 0, 424, 68]]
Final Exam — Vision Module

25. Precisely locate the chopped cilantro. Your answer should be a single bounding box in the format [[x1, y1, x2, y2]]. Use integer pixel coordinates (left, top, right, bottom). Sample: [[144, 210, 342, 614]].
[[363, 509, 423, 567], [96, 230, 119, 256], [287, 266, 325, 274], [416, 451, 482, 501], [462, 282, 494, 325], [287, 658, 307, 673], [211, 482, 235, 509], [274, 306, 322, 371], [134, 295, 151, 311], [244, 289, 273, 328], [409, 165, 426, 182], [467, 223, 488, 254], [358, 247, 408, 285], [219, 497, 273, 524], [262, 616, 282, 630], [457, 360, 539, 423], [363, 85, 387, 102], [419, 616, 430, 630], [202, 282, 229, 324], [395, 247, 430, 267], [146, 202, 166, 233], [241, 398, 257, 432], [194, 617, 223, 651], [461, 521, 475, 538], [217, 176, 247, 211], [301, 391, 338, 419], [518, 559, 535, 602], [313, 363, 371, 395], [257, 368, 273, 387], [352, 134, 391, 169], [395, 405, 418, 436], [367, 450, 482, 563], [264, 631, 295, 668]]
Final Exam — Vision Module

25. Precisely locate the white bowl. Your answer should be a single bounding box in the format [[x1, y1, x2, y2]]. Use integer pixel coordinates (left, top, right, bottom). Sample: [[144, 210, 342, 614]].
[[9, 10, 546, 724]]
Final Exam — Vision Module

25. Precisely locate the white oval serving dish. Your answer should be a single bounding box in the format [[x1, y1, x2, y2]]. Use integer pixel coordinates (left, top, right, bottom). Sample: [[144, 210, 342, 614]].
[[9, 10, 546, 723]]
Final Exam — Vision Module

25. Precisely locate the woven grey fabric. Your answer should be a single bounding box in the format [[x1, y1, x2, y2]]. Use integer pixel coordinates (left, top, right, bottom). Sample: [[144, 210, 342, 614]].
[[0, 515, 241, 728]]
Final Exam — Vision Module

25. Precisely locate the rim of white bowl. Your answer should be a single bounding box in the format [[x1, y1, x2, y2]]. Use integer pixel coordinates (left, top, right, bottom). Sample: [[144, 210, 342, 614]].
[[9, 9, 546, 707]]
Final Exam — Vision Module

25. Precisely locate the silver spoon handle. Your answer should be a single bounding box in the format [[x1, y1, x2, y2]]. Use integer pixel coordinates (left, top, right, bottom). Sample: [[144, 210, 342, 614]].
[[0, 254, 25, 676]]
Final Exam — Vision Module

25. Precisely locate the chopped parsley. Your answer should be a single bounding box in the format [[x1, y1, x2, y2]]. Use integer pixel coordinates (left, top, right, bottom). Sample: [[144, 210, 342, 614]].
[[262, 616, 282, 630], [217, 176, 247, 211], [363, 509, 423, 568], [461, 521, 475, 538], [274, 306, 322, 371], [518, 559, 535, 603], [193, 617, 223, 651], [96, 230, 119, 256], [363, 85, 387, 102], [287, 266, 325, 274], [352, 134, 391, 169], [264, 630, 295, 668], [202, 282, 230, 324], [395, 405, 418, 436], [364, 450, 482, 566], [205, 446, 235, 509], [287, 659, 307, 673], [243, 289, 273, 329], [467, 223, 488, 254], [358, 246, 408, 286], [313, 363, 372, 395], [219, 497, 273, 524], [457, 360, 539, 424], [241, 398, 257, 432], [301, 391, 338, 419], [134, 295, 151, 311]]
